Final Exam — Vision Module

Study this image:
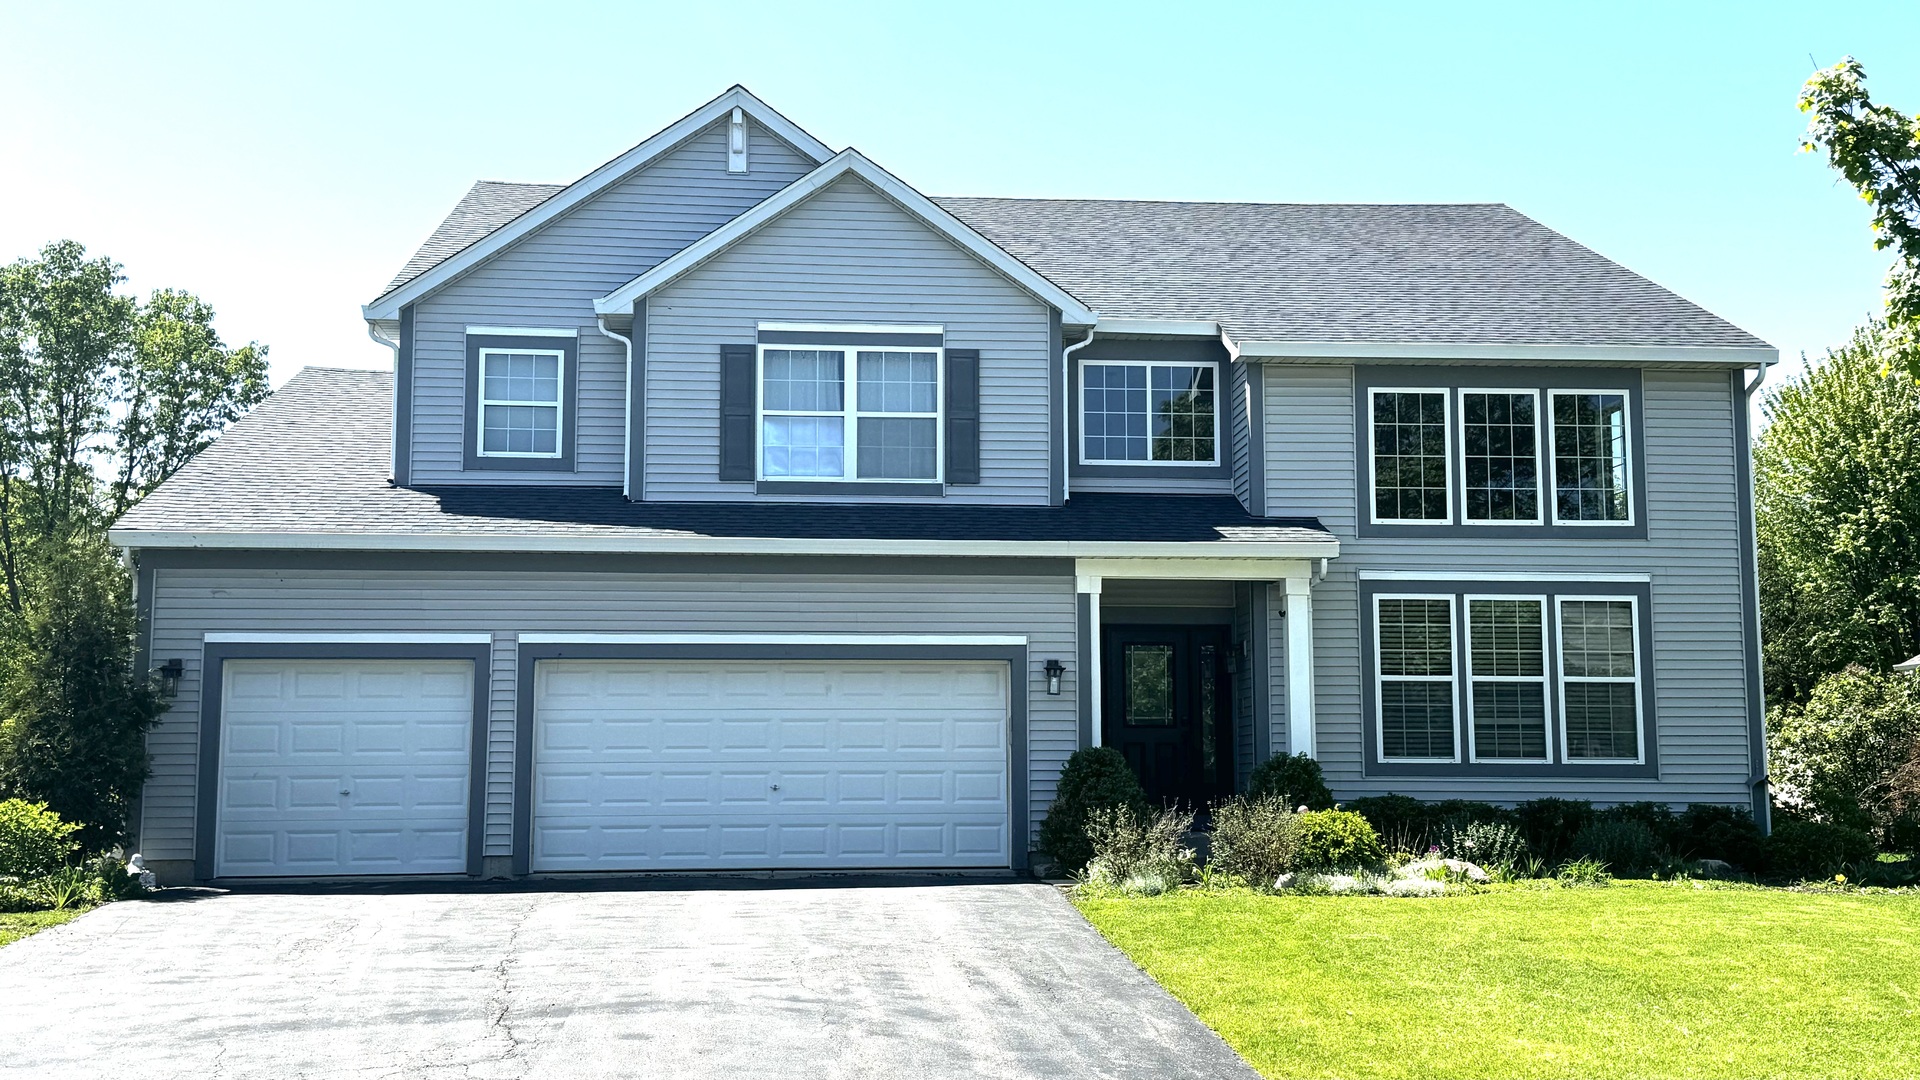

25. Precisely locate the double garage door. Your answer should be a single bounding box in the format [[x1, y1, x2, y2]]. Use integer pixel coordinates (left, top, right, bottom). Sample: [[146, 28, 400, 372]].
[[214, 656, 1010, 877]]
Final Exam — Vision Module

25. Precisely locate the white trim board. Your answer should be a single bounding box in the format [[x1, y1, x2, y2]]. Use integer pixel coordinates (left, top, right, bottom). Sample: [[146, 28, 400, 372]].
[[1356, 569, 1651, 583], [467, 326, 578, 338], [203, 632, 494, 644], [517, 633, 1027, 646], [363, 86, 834, 321], [592, 149, 1098, 325], [1240, 341, 1777, 365]]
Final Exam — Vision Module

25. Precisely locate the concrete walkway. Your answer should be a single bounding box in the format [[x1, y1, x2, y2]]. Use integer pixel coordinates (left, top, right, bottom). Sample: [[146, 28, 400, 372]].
[[0, 879, 1258, 1079]]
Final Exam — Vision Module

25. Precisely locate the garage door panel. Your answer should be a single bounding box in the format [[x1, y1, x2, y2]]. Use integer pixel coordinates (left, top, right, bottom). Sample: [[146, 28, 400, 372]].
[[532, 659, 1011, 871], [216, 659, 473, 877]]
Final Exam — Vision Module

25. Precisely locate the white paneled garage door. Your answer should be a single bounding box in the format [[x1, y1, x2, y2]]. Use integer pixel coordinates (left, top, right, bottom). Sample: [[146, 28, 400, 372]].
[[531, 659, 1010, 871], [215, 659, 474, 877]]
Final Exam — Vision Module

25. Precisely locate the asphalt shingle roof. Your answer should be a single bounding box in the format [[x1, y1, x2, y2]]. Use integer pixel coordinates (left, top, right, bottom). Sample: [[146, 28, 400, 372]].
[[115, 368, 1332, 548], [384, 181, 563, 293]]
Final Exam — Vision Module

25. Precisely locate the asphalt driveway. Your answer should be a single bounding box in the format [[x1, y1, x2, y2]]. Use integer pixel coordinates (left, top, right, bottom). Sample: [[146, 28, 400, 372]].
[[0, 878, 1258, 1079]]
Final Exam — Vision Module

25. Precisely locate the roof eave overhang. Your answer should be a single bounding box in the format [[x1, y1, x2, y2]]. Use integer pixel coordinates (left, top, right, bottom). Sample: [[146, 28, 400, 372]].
[[108, 529, 1338, 561], [363, 86, 835, 322], [592, 150, 1099, 326], [1233, 340, 1779, 366]]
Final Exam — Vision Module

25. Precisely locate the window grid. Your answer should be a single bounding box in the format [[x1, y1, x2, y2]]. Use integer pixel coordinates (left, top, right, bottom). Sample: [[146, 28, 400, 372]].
[[1460, 390, 1542, 524], [757, 344, 942, 482], [1369, 389, 1451, 523], [1375, 595, 1458, 761], [1557, 596, 1643, 762], [1549, 390, 1633, 524], [476, 348, 564, 458], [1465, 596, 1550, 762], [1079, 359, 1220, 466]]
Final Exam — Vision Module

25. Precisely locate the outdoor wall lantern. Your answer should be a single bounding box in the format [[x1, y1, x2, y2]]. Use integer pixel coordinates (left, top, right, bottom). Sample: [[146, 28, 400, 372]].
[[155, 658, 183, 698], [1044, 658, 1066, 695]]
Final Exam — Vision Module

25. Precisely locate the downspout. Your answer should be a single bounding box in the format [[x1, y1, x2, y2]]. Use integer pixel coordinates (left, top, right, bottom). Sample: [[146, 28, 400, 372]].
[[367, 323, 401, 484], [595, 314, 636, 500], [1060, 323, 1098, 502], [1743, 355, 1779, 830]]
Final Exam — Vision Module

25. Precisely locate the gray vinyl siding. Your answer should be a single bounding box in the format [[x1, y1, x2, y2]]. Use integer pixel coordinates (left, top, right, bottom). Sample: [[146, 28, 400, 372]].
[[137, 564, 1077, 863], [405, 118, 816, 485], [644, 176, 1055, 504], [1264, 363, 1753, 806]]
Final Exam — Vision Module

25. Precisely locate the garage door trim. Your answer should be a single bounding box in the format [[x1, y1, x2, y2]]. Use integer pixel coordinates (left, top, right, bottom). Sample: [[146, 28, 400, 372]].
[[194, 640, 492, 881], [512, 641, 1030, 874]]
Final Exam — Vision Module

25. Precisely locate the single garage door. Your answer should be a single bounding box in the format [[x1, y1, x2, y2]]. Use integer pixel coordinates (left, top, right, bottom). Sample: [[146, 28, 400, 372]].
[[531, 659, 1010, 871], [215, 659, 474, 877]]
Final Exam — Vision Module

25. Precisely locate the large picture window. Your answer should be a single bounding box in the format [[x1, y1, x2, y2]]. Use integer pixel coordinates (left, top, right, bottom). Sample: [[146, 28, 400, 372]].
[[758, 344, 941, 482], [1550, 391, 1633, 523], [1080, 360, 1218, 465], [1375, 596, 1458, 761], [1369, 390, 1451, 523], [476, 348, 564, 458]]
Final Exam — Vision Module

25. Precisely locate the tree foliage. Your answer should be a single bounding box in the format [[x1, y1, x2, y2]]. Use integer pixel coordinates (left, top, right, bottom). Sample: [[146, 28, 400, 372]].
[[1756, 322, 1920, 703], [1768, 663, 1920, 849], [1800, 57, 1920, 375]]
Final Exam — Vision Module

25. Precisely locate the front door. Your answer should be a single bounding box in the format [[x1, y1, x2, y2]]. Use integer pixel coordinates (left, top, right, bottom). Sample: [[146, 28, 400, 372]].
[[1101, 625, 1234, 808]]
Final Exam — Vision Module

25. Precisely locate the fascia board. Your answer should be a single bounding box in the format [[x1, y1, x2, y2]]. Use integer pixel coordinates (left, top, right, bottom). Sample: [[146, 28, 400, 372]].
[[1237, 340, 1779, 365]]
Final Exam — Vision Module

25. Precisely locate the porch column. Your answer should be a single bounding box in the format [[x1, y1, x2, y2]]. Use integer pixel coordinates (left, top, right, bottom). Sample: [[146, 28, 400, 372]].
[[1283, 574, 1316, 758], [1076, 572, 1102, 748]]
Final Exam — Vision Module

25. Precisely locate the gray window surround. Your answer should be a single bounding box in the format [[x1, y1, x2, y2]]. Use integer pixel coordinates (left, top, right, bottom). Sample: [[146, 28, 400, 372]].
[[1359, 577, 1658, 779], [192, 641, 493, 881], [463, 333, 580, 473], [1069, 337, 1232, 482], [1353, 366, 1647, 540], [510, 641, 1031, 874]]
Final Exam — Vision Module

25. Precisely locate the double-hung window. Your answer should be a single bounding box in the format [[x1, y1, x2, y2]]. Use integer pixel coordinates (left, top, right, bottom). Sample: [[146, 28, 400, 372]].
[[1369, 390, 1450, 522], [1080, 360, 1219, 464], [1549, 391, 1633, 523], [477, 348, 564, 458], [1460, 391, 1541, 523], [1375, 596, 1458, 760], [1557, 597, 1643, 761], [758, 344, 941, 482], [1466, 597, 1550, 761]]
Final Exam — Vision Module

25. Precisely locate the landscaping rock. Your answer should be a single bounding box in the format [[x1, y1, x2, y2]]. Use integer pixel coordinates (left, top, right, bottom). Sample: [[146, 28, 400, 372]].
[[1693, 859, 1736, 879], [1398, 857, 1489, 883]]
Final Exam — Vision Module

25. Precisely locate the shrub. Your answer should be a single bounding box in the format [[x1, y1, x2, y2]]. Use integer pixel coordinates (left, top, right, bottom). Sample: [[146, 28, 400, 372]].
[[1349, 795, 1431, 853], [1247, 753, 1333, 810], [1675, 804, 1767, 870], [1292, 810, 1384, 870], [1766, 819, 1876, 880], [1599, 802, 1681, 850], [1569, 819, 1663, 877], [1208, 796, 1300, 885], [0, 799, 80, 880], [1769, 664, 1920, 848], [1082, 805, 1195, 895], [1515, 798, 1595, 864], [1040, 747, 1147, 874], [1442, 820, 1527, 870]]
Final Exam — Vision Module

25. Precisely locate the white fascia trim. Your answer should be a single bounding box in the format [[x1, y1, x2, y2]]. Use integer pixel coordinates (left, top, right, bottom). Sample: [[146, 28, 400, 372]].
[[467, 326, 578, 338], [518, 632, 1026, 646], [1094, 319, 1222, 338], [110, 530, 1341, 561], [1238, 341, 1779, 366], [363, 86, 834, 322], [1357, 569, 1652, 583], [593, 149, 1099, 325], [759, 321, 944, 335], [1076, 557, 1315, 581], [204, 632, 494, 644]]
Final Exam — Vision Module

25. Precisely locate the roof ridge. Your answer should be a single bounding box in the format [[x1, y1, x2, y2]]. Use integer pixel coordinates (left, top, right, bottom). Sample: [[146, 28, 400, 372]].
[[933, 195, 1515, 209]]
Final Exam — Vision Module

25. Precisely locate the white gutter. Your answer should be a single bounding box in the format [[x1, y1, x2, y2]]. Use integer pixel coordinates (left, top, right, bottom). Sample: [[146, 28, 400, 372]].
[[367, 323, 402, 481], [594, 314, 636, 499], [107, 529, 1339, 561], [1060, 326, 1099, 503]]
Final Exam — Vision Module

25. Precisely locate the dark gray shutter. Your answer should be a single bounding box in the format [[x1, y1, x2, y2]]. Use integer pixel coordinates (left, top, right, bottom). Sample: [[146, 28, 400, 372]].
[[946, 348, 980, 484], [719, 343, 755, 481]]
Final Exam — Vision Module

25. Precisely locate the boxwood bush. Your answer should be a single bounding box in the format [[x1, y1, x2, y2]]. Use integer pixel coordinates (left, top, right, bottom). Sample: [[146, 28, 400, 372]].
[[1040, 747, 1147, 874], [1766, 819, 1876, 880], [1247, 753, 1333, 811], [1292, 809, 1384, 870]]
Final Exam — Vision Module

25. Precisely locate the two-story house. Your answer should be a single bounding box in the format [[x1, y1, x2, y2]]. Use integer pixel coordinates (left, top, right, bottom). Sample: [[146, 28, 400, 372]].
[[111, 88, 1776, 884]]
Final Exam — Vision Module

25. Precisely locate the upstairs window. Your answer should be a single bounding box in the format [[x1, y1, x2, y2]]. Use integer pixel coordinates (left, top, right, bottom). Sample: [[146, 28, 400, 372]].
[[758, 345, 941, 482], [1460, 391, 1541, 523], [1080, 361, 1218, 465], [477, 348, 564, 458], [1369, 389, 1450, 522], [1550, 391, 1633, 523]]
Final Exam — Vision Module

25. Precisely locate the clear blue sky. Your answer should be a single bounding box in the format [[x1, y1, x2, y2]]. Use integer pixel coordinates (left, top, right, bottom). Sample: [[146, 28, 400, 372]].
[[3, 1, 1916, 395]]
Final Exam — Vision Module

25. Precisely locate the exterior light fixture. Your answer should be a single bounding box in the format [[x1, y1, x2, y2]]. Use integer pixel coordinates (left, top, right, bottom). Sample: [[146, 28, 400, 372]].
[[1044, 658, 1066, 695], [155, 658, 183, 698]]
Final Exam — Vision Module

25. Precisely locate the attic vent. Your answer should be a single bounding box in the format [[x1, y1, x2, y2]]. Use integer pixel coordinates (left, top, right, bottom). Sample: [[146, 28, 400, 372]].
[[728, 107, 748, 173]]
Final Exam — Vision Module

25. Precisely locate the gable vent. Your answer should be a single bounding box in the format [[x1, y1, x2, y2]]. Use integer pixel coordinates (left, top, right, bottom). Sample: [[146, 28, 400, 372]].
[[728, 107, 748, 173]]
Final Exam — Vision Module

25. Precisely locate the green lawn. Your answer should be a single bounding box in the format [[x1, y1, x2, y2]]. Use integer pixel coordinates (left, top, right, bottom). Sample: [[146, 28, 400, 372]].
[[1076, 884, 1920, 1080], [0, 908, 85, 947]]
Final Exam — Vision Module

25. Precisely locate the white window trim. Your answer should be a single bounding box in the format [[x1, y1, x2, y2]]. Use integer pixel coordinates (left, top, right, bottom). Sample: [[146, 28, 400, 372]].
[[1553, 594, 1647, 765], [1463, 594, 1553, 764], [1545, 387, 1636, 527], [1076, 357, 1224, 467], [1366, 387, 1454, 525], [1373, 592, 1462, 764], [475, 346, 566, 459], [754, 342, 945, 484], [1457, 388, 1545, 527]]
